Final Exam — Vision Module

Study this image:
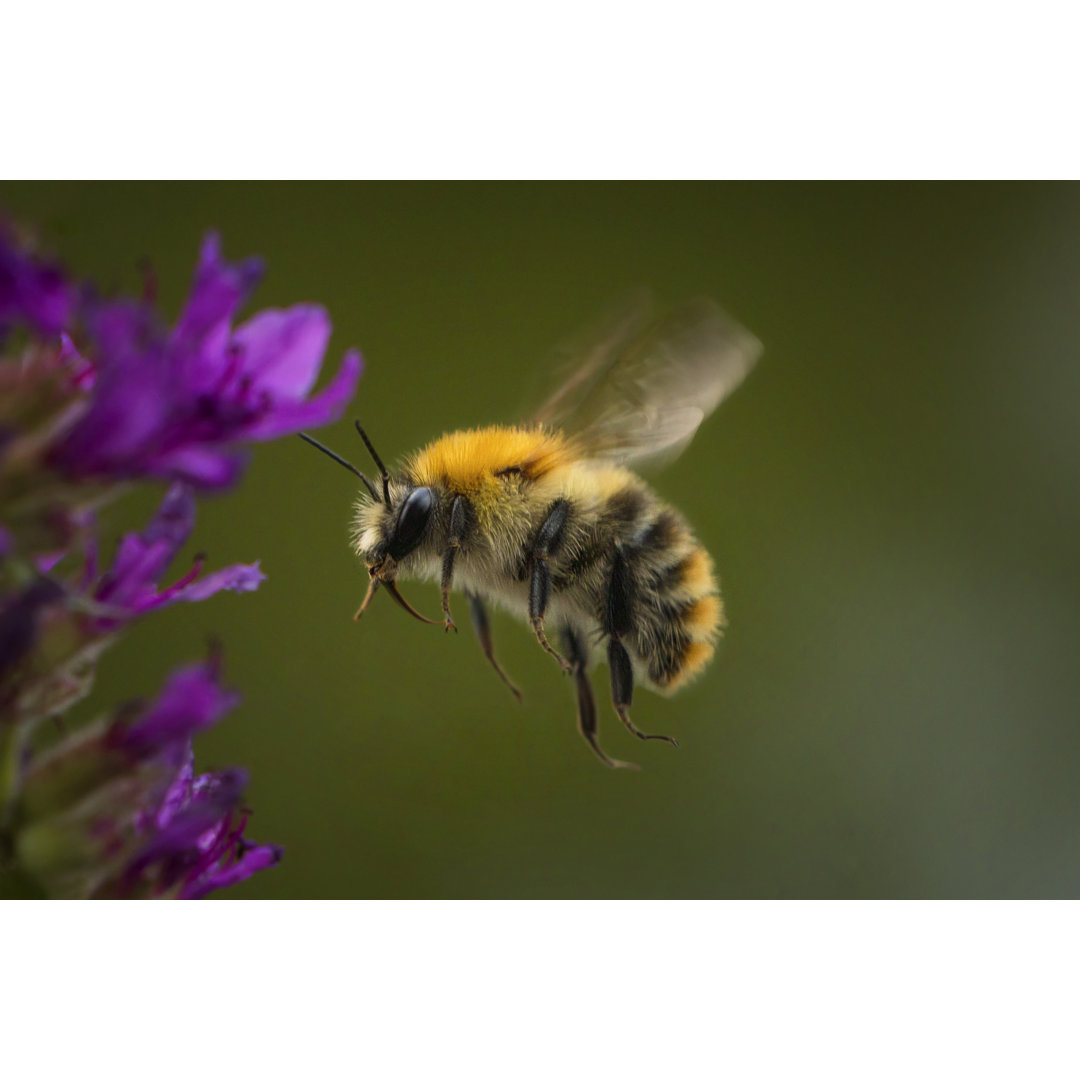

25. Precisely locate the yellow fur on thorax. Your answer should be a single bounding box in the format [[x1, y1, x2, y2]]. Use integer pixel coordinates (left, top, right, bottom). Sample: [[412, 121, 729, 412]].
[[557, 462, 643, 505], [407, 426, 572, 525]]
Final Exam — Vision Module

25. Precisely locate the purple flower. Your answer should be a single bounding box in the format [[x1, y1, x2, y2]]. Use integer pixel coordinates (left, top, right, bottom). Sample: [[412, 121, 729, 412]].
[[0, 223, 334, 898], [50, 233, 361, 488], [0, 485, 251, 724], [118, 657, 240, 758], [114, 660, 283, 899], [90, 482, 265, 627], [0, 224, 75, 339], [124, 754, 283, 900], [16, 657, 282, 899]]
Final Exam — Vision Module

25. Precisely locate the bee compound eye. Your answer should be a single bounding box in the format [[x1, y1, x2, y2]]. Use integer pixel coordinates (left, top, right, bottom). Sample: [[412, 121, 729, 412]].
[[389, 486, 434, 558]]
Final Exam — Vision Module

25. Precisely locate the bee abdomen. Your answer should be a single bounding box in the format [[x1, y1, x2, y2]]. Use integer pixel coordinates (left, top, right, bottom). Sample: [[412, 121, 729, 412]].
[[620, 508, 723, 693]]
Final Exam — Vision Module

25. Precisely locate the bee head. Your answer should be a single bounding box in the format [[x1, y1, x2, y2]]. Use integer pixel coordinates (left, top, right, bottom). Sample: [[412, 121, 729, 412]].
[[354, 483, 435, 580], [299, 422, 443, 626]]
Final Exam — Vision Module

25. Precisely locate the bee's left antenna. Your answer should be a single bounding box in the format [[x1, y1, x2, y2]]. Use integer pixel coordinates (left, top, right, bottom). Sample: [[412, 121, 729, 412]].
[[354, 420, 392, 505], [298, 433, 381, 502]]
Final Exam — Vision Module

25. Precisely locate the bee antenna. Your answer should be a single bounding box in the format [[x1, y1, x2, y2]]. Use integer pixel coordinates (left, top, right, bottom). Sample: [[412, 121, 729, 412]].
[[354, 420, 392, 504], [298, 432, 381, 503]]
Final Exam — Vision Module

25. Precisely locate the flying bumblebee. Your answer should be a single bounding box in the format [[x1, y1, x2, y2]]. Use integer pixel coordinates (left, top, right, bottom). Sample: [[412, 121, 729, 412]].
[[301, 296, 761, 769]]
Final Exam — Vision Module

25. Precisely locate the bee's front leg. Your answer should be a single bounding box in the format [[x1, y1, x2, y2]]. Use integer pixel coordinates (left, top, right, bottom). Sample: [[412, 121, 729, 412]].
[[440, 495, 469, 632], [528, 498, 573, 674]]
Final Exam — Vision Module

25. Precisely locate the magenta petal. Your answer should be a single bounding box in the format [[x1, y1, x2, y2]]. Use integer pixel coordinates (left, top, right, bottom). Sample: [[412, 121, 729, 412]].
[[141, 483, 197, 548], [0, 226, 75, 336], [173, 233, 263, 367], [232, 305, 331, 399], [59, 333, 95, 389], [56, 358, 172, 472], [169, 560, 266, 603], [34, 551, 65, 572], [125, 768, 248, 878], [84, 297, 159, 369], [122, 661, 240, 755], [98, 538, 176, 610], [90, 485, 264, 621], [95, 485, 195, 608], [181, 842, 284, 899], [243, 348, 362, 439], [149, 446, 247, 488], [154, 750, 196, 829]]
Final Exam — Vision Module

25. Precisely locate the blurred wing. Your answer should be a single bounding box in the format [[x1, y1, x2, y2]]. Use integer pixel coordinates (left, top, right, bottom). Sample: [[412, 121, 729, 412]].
[[532, 294, 762, 468]]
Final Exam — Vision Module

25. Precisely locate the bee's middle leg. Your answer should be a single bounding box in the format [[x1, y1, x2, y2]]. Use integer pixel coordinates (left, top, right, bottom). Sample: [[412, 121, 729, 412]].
[[439, 495, 469, 632], [466, 590, 523, 702], [528, 499, 572, 673]]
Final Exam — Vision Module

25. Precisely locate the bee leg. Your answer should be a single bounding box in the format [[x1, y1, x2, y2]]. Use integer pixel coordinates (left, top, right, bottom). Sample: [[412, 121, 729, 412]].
[[439, 495, 470, 633], [528, 499, 573, 674], [608, 639, 679, 747], [467, 590, 523, 702], [562, 624, 639, 771], [604, 545, 678, 748]]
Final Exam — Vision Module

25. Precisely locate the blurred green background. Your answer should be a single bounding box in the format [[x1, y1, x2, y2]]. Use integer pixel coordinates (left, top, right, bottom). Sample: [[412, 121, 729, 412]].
[[3, 182, 1078, 898]]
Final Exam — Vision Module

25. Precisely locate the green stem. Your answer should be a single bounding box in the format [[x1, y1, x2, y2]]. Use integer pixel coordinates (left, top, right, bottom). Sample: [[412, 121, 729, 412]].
[[0, 719, 27, 831]]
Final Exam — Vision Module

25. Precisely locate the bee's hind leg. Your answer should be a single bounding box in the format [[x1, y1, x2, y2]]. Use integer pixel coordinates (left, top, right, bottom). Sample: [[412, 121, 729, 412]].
[[562, 624, 639, 771], [466, 590, 523, 702], [604, 546, 678, 748], [607, 639, 679, 747]]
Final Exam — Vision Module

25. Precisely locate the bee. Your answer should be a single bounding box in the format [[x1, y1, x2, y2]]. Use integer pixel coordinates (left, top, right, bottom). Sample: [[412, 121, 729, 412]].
[[301, 296, 761, 769]]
